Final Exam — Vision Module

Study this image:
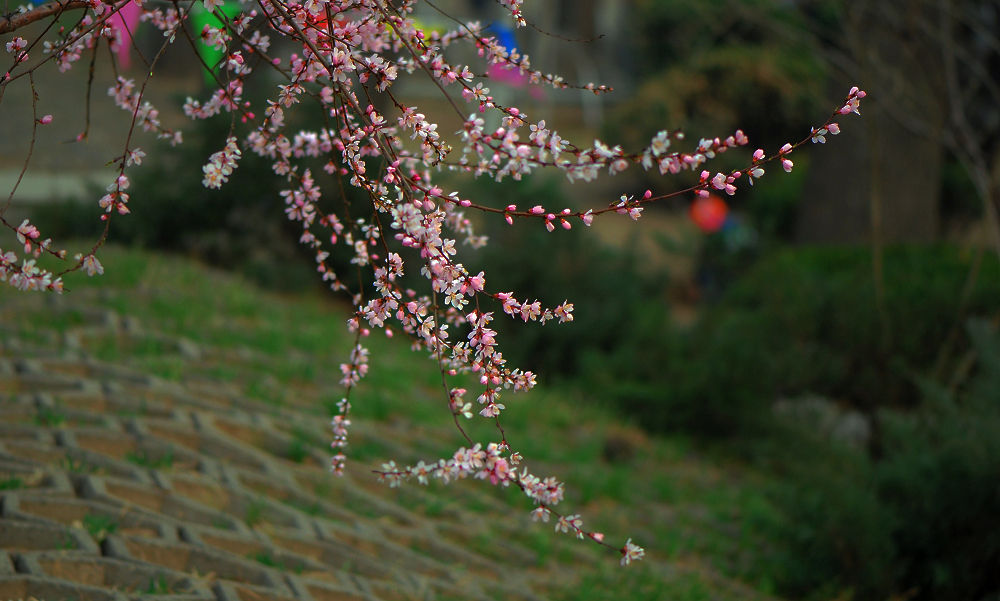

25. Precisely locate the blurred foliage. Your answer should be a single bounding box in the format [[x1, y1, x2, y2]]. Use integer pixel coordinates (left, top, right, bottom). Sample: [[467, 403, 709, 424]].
[[32, 111, 371, 292], [607, 0, 828, 158], [590, 245, 1000, 437], [603, 0, 832, 266], [940, 156, 983, 224], [460, 176, 671, 384], [754, 438, 896, 600], [755, 318, 1000, 601], [25, 15, 998, 597]]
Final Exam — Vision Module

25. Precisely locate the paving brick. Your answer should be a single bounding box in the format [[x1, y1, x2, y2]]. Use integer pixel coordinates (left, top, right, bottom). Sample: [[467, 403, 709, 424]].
[[149, 417, 274, 473], [0, 424, 55, 445], [107, 534, 291, 593], [209, 415, 329, 470], [36, 392, 118, 427], [0, 552, 13, 576], [291, 576, 367, 601], [0, 461, 74, 495], [16, 550, 214, 600], [213, 580, 306, 601], [0, 574, 129, 601], [82, 476, 245, 533], [181, 524, 327, 575], [0, 438, 70, 469], [0, 517, 99, 552], [0, 291, 563, 601], [4, 492, 176, 540], [53, 432, 153, 481], [72, 427, 203, 472]]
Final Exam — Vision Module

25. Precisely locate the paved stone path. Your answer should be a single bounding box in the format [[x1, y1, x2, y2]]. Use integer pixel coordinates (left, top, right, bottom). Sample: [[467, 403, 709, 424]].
[[0, 292, 570, 601]]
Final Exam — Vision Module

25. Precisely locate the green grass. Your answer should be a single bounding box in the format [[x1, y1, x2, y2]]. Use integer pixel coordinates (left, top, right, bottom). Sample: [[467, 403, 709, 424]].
[[284, 427, 322, 463], [249, 550, 303, 574], [0, 243, 788, 600], [125, 448, 175, 469], [81, 513, 118, 541], [0, 477, 24, 490], [278, 496, 323, 516], [59, 456, 101, 475], [34, 405, 66, 427], [143, 575, 173, 595], [243, 498, 267, 527]]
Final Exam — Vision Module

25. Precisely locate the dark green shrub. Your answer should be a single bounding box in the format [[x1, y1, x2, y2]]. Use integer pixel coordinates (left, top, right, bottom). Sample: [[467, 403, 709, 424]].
[[759, 319, 1000, 601], [762, 447, 897, 600], [463, 176, 672, 384], [32, 108, 368, 292], [605, 245, 1000, 438], [874, 319, 1000, 601], [719, 245, 1000, 410]]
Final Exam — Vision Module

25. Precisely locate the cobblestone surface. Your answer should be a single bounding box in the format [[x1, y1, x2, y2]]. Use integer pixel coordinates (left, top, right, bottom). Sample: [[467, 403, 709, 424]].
[[0, 293, 561, 601]]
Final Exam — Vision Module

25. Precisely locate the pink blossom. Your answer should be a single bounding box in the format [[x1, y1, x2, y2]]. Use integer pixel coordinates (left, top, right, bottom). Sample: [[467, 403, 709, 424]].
[[2, 0, 866, 566], [81, 254, 103, 277], [620, 539, 645, 566]]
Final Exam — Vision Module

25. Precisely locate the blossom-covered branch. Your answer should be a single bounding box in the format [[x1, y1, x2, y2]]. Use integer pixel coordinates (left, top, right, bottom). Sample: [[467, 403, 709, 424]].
[[1, 0, 865, 565]]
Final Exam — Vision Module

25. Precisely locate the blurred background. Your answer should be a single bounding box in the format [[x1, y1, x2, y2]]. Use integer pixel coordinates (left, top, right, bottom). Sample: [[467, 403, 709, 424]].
[[4, 1, 1000, 600]]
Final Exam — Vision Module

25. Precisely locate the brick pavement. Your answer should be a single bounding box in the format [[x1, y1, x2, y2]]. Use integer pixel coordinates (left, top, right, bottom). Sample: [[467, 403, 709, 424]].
[[0, 293, 560, 601]]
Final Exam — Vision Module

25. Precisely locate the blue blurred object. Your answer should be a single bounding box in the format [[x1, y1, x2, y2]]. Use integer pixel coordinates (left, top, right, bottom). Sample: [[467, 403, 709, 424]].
[[720, 214, 758, 252], [487, 22, 518, 53]]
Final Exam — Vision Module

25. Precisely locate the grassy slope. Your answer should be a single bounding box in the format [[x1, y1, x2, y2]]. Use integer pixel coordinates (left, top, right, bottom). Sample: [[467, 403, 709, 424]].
[[1, 243, 785, 601]]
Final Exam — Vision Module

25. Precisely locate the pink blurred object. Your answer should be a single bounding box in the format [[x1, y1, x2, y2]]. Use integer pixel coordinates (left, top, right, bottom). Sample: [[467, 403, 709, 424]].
[[487, 63, 545, 100], [486, 23, 544, 101], [109, 0, 142, 69]]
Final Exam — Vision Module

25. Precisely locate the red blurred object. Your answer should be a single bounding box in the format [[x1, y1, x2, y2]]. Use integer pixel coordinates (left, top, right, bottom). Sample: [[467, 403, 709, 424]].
[[306, 14, 348, 37], [689, 194, 729, 233]]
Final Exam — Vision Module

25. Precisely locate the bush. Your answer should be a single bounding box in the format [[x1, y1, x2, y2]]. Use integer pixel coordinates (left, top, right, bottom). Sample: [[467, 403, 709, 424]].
[[463, 176, 672, 385], [874, 319, 1000, 600], [719, 245, 1000, 409], [593, 245, 1000, 438], [32, 115, 345, 291], [759, 318, 1000, 601]]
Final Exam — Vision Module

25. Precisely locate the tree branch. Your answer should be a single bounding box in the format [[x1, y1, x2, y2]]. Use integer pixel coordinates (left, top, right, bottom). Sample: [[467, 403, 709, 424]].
[[0, 0, 90, 35]]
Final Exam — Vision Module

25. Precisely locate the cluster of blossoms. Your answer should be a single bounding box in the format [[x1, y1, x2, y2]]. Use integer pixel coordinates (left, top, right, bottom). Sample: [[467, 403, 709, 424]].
[[4, 34, 27, 66], [202, 136, 242, 188], [329, 397, 351, 475], [1, 0, 866, 566]]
